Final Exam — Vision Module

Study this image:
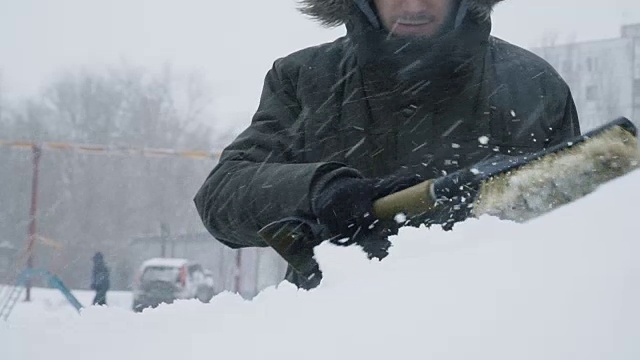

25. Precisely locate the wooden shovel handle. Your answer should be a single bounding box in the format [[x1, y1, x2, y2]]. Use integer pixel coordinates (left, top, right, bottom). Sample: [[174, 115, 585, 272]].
[[372, 179, 437, 221]]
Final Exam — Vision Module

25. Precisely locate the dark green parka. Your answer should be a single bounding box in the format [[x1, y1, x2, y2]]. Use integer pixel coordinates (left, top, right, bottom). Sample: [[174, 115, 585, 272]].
[[194, 0, 580, 283]]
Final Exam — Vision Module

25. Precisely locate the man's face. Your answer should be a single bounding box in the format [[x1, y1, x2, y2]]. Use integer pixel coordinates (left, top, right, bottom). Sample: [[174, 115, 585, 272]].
[[372, 0, 455, 37]]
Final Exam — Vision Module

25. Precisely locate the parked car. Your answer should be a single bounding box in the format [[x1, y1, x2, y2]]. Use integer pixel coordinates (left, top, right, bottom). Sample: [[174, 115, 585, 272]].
[[132, 258, 215, 312]]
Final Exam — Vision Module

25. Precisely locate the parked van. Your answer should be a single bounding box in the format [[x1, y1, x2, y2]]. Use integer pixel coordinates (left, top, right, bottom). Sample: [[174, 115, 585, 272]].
[[132, 258, 215, 312]]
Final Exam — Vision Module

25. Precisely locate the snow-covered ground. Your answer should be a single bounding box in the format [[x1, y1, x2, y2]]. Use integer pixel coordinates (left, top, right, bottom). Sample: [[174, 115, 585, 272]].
[[3, 169, 640, 360], [4, 287, 133, 323]]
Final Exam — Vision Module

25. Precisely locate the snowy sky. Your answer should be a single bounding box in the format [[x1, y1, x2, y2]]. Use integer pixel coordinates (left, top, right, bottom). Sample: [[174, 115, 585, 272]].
[[2, 0, 640, 122]]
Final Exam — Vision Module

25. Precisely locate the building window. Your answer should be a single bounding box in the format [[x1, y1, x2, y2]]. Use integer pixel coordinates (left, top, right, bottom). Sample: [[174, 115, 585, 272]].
[[586, 85, 598, 101], [622, 24, 640, 38], [586, 57, 599, 72], [635, 42, 640, 79]]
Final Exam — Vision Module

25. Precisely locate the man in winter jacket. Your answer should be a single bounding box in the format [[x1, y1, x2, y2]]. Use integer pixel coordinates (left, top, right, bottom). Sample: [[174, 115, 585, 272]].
[[194, 0, 581, 289]]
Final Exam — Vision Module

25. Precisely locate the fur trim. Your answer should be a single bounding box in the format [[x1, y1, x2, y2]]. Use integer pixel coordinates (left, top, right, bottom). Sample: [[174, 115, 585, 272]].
[[297, 0, 505, 27], [466, 0, 506, 20], [298, 0, 352, 27]]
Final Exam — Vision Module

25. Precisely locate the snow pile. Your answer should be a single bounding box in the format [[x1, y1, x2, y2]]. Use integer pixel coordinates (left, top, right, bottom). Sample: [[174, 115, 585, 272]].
[[5, 287, 132, 323], [3, 170, 640, 360]]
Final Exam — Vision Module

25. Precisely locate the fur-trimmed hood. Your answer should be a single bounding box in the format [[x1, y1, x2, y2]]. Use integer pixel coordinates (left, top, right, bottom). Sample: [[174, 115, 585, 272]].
[[298, 0, 505, 27]]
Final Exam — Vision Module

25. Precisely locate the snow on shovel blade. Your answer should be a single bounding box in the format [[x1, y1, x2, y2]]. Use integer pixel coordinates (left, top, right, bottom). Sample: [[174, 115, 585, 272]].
[[474, 117, 640, 223]]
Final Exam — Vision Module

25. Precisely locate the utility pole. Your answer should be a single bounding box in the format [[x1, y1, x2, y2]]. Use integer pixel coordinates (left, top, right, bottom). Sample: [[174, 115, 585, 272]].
[[160, 223, 170, 258], [25, 145, 42, 302], [235, 249, 242, 296], [254, 250, 261, 298]]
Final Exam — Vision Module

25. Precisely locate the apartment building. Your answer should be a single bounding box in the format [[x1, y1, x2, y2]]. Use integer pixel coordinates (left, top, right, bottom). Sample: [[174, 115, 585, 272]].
[[531, 24, 640, 131]]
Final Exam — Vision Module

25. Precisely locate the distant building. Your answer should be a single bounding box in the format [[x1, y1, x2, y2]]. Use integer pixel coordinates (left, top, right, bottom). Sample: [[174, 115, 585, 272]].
[[531, 23, 640, 131]]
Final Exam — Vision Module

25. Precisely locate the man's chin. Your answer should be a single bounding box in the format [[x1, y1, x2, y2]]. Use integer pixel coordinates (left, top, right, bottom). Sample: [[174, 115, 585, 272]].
[[391, 23, 439, 37]]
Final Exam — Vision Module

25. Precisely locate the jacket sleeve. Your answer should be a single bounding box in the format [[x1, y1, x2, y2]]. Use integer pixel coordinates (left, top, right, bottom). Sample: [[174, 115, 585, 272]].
[[194, 60, 353, 249]]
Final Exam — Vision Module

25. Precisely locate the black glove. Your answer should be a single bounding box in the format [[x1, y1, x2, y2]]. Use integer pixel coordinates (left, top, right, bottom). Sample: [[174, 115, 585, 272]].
[[372, 171, 426, 199], [312, 176, 380, 245], [311, 173, 424, 259]]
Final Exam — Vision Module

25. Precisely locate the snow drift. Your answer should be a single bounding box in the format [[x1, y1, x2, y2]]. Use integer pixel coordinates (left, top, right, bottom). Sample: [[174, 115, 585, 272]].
[[3, 169, 640, 360]]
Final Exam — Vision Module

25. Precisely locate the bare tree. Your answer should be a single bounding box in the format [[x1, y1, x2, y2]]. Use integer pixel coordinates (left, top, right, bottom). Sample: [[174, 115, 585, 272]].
[[40, 63, 214, 148]]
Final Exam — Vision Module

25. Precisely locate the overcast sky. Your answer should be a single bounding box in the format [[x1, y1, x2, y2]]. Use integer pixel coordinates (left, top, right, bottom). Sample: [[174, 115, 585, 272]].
[[2, 0, 640, 124]]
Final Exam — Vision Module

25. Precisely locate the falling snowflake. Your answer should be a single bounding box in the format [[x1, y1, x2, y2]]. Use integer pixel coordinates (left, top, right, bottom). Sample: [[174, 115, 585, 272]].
[[394, 213, 407, 224]]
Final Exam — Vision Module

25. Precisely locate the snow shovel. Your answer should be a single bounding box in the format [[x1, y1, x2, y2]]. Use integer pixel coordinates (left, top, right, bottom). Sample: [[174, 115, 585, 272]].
[[373, 116, 639, 224], [259, 117, 640, 286]]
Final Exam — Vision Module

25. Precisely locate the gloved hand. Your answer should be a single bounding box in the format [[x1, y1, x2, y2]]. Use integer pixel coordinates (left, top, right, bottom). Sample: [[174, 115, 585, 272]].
[[311, 172, 424, 259], [311, 176, 380, 245]]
